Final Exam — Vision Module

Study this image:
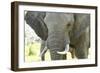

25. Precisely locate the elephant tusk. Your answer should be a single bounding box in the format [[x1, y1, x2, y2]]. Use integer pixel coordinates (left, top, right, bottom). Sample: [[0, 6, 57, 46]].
[[57, 44, 69, 54], [39, 46, 47, 57]]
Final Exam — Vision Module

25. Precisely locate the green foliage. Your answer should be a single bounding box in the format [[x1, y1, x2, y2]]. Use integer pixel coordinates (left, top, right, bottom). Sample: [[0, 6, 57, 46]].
[[25, 42, 51, 62]]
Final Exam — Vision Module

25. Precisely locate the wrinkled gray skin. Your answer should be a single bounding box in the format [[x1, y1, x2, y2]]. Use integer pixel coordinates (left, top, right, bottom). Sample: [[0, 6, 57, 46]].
[[69, 13, 90, 59], [25, 11, 48, 41], [25, 11, 90, 60]]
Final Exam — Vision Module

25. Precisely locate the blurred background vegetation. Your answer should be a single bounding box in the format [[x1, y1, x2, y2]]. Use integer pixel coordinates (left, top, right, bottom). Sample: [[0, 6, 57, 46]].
[[25, 42, 51, 62]]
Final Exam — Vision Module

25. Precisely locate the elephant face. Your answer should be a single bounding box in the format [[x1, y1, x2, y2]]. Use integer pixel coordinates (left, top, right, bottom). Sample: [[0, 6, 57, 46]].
[[44, 12, 74, 59], [25, 11, 90, 60]]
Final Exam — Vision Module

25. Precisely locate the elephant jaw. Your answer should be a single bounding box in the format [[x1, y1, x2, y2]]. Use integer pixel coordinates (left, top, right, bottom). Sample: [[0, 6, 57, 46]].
[[57, 44, 69, 54]]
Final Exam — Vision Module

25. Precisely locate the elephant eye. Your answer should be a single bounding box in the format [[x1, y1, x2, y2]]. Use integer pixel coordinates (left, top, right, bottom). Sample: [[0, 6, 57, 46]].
[[67, 23, 71, 27], [66, 23, 73, 31]]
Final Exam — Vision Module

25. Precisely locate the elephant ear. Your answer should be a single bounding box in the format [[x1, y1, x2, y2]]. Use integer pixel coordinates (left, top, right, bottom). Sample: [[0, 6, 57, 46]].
[[70, 13, 90, 39], [25, 11, 48, 41]]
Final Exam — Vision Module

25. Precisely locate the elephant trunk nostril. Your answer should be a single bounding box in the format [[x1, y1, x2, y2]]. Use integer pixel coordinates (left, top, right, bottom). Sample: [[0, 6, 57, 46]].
[[57, 44, 69, 54]]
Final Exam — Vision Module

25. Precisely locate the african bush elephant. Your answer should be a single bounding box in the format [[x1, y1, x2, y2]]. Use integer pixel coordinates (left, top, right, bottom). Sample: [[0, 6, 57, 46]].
[[25, 11, 90, 60]]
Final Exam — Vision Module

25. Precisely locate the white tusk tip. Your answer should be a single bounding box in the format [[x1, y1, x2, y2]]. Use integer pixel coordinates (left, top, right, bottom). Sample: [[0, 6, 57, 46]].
[[57, 51, 68, 54]]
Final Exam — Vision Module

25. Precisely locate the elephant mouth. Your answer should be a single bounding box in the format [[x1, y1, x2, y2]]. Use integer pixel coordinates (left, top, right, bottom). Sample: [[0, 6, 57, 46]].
[[57, 44, 69, 55]]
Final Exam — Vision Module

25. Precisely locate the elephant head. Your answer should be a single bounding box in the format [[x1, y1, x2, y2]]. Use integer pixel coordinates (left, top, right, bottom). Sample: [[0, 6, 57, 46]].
[[25, 11, 90, 60]]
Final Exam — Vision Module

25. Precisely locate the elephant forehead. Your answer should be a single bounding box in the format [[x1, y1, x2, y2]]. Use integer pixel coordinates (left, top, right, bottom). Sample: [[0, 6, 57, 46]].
[[44, 13, 74, 25], [60, 13, 74, 23]]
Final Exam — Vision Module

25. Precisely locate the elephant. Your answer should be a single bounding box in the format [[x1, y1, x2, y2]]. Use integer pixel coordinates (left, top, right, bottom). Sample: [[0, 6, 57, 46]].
[[25, 11, 90, 61]]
